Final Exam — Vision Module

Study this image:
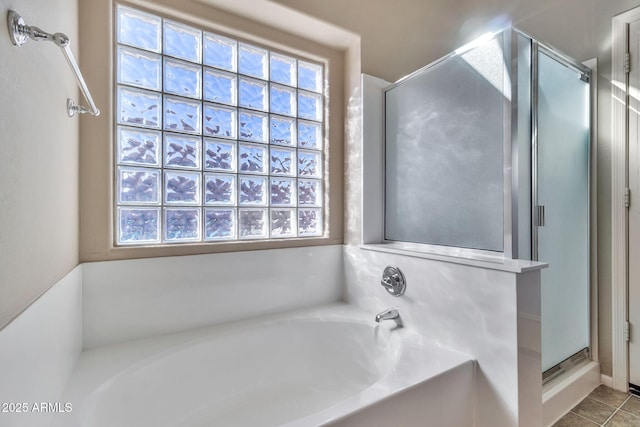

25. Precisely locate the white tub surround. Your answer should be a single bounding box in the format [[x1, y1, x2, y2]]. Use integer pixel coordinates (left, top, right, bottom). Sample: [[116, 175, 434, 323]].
[[344, 245, 546, 427], [322, 360, 474, 427], [52, 304, 473, 427], [542, 361, 600, 426], [355, 71, 548, 426], [0, 266, 82, 427], [82, 245, 343, 349]]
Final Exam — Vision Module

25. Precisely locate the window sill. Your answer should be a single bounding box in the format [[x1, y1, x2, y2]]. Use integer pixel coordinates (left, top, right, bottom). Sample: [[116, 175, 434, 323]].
[[360, 243, 547, 274], [81, 237, 342, 262]]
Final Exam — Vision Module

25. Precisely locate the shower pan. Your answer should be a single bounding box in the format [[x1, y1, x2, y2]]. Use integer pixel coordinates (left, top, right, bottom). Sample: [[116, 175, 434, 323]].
[[384, 27, 591, 379]]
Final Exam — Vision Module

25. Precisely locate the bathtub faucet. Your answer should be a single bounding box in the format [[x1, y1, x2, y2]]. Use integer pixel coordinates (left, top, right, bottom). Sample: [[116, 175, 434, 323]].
[[375, 308, 403, 328]]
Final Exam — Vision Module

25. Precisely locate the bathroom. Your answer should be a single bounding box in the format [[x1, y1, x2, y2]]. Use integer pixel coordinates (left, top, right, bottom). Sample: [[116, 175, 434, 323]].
[[1, 0, 640, 426]]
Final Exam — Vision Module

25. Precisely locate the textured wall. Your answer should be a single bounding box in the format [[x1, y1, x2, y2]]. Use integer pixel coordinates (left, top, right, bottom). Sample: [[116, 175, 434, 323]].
[[0, 0, 79, 330]]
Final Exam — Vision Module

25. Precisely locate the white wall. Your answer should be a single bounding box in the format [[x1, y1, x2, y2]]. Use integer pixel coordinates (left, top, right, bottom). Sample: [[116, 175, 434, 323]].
[[82, 245, 344, 348], [344, 246, 542, 427], [0, 0, 80, 330], [0, 267, 82, 427]]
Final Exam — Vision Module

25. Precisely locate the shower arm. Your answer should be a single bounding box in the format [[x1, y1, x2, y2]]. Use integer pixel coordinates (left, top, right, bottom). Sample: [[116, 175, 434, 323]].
[[7, 11, 100, 117]]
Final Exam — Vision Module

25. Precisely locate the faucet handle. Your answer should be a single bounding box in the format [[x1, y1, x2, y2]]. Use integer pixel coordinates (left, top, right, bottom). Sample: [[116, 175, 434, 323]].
[[381, 266, 406, 296]]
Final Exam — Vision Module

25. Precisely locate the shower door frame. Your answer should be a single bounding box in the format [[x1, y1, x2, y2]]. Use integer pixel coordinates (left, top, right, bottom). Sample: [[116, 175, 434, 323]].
[[527, 34, 595, 381], [528, 38, 593, 262]]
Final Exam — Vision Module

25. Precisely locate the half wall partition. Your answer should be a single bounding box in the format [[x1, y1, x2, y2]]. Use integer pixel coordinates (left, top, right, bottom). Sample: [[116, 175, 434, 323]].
[[384, 27, 591, 378]]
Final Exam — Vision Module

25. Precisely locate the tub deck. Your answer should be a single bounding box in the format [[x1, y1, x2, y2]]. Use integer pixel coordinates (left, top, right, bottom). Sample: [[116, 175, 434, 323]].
[[52, 304, 474, 427]]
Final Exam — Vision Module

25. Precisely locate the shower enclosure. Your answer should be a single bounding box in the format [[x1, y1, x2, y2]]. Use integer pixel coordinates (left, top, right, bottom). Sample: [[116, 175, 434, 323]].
[[384, 27, 591, 378]]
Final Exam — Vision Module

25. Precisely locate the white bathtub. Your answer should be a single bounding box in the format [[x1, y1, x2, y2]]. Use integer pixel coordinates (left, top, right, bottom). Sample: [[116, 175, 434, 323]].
[[52, 304, 474, 427]]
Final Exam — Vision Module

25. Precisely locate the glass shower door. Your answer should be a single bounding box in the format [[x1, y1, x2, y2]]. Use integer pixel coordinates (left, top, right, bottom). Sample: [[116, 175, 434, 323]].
[[536, 49, 590, 373]]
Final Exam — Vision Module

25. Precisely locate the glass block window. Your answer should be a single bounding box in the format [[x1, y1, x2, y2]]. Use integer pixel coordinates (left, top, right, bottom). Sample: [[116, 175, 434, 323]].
[[115, 5, 325, 245]]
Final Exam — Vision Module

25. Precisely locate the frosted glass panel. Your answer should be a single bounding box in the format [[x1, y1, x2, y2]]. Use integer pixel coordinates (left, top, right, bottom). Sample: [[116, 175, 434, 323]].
[[385, 33, 505, 251], [118, 208, 160, 244], [239, 208, 268, 238], [270, 53, 296, 86], [117, 6, 161, 53], [164, 58, 201, 99], [538, 52, 590, 371], [164, 208, 200, 241], [204, 208, 236, 240], [117, 46, 161, 90], [239, 44, 267, 79], [163, 20, 201, 63], [204, 69, 236, 105], [204, 33, 236, 71]]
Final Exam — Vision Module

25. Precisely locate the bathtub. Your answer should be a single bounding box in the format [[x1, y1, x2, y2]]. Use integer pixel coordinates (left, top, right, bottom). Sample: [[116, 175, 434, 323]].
[[52, 304, 474, 427]]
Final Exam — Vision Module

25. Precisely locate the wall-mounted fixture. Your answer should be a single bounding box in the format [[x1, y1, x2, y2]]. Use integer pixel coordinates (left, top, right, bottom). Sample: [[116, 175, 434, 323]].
[[380, 266, 406, 296], [7, 10, 100, 117], [375, 308, 403, 328]]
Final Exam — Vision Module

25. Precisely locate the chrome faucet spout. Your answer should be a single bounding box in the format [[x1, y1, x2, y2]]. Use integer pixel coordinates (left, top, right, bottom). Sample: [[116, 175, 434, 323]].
[[375, 308, 403, 328]]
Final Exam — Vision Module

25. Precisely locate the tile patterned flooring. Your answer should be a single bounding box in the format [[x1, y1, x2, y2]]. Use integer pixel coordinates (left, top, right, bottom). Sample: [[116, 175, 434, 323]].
[[553, 385, 640, 426]]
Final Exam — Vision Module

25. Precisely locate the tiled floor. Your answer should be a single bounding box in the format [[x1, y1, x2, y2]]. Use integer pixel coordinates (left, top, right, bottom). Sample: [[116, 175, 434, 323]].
[[553, 385, 640, 426]]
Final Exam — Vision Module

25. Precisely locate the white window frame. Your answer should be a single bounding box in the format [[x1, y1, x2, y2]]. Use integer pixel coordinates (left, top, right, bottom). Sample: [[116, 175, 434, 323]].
[[79, 0, 354, 261]]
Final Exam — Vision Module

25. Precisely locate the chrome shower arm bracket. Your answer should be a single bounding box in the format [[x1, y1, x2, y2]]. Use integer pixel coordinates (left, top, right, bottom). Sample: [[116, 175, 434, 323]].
[[7, 10, 28, 46], [8, 11, 69, 47], [7, 10, 100, 117]]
